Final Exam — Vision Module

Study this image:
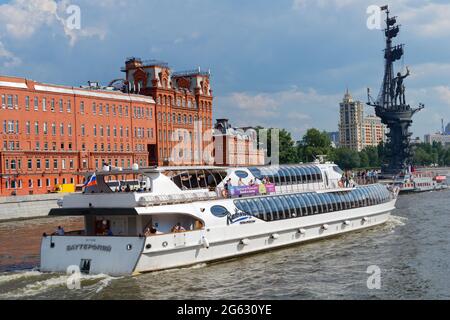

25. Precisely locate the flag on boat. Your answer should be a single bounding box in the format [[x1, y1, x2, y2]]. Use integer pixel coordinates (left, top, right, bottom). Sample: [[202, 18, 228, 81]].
[[84, 173, 97, 188]]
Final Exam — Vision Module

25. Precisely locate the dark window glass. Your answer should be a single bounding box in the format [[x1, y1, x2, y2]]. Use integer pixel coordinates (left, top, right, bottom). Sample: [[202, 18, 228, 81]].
[[210, 205, 229, 218], [260, 198, 274, 221], [253, 199, 267, 221], [235, 170, 249, 179]]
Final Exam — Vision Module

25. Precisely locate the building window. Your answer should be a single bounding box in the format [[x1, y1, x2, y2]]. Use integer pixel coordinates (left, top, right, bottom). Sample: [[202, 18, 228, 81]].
[[28, 159, 32, 170], [25, 96, 30, 110], [42, 98, 47, 111], [80, 101, 85, 114], [52, 123, 56, 136], [59, 99, 63, 112], [34, 97, 39, 111], [68, 124, 72, 136], [92, 102, 96, 115], [60, 123, 64, 136], [54, 159, 58, 169], [67, 100, 71, 113], [36, 159, 41, 170], [35, 122, 39, 135]]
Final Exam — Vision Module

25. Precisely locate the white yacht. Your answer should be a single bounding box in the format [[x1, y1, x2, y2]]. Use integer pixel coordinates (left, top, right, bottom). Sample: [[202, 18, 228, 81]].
[[40, 163, 398, 276]]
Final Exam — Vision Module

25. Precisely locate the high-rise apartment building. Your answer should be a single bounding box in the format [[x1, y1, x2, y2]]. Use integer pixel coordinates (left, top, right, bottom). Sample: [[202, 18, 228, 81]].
[[338, 90, 386, 151]]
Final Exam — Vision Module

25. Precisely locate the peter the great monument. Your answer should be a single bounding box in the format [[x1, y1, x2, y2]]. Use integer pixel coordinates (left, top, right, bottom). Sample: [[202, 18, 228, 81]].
[[367, 5, 424, 176]]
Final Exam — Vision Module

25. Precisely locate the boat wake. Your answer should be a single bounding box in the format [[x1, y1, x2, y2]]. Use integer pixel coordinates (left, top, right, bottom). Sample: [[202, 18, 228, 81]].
[[385, 215, 408, 232], [0, 271, 120, 299], [0, 270, 42, 285]]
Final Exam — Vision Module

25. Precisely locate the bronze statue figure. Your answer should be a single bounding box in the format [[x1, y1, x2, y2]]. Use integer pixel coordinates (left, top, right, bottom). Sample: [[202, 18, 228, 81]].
[[393, 66, 410, 105]]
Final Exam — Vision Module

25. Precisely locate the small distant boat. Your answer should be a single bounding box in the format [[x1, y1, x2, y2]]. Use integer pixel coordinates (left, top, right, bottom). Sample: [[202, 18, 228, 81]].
[[393, 172, 448, 193]]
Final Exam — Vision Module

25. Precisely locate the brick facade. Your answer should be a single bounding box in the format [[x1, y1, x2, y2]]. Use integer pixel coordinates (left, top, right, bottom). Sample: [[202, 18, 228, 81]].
[[0, 75, 156, 196]]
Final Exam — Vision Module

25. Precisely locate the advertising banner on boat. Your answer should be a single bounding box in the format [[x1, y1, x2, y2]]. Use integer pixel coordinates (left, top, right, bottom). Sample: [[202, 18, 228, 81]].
[[228, 184, 276, 197]]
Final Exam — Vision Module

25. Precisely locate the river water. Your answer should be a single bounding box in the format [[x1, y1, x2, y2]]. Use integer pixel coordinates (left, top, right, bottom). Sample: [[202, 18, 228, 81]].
[[0, 190, 449, 300]]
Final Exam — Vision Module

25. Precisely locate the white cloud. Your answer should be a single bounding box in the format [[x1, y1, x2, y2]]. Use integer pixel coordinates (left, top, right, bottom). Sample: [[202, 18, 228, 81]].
[[400, 3, 450, 38], [292, 0, 368, 11], [0, 0, 106, 45], [0, 40, 21, 67], [217, 87, 342, 139]]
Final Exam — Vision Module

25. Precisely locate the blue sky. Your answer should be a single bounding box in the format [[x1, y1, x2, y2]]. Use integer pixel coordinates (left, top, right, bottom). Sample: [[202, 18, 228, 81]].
[[1, 0, 449, 140]]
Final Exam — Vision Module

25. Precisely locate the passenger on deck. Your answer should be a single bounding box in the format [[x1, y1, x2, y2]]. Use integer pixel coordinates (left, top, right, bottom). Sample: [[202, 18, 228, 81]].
[[105, 228, 113, 236], [125, 184, 131, 192], [55, 226, 65, 236], [171, 222, 186, 233], [238, 178, 245, 186], [145, 226, 163, 236]]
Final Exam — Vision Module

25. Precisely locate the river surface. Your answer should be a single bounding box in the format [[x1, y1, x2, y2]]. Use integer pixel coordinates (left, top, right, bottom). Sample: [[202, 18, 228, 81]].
[[0, 190, 449, 300]]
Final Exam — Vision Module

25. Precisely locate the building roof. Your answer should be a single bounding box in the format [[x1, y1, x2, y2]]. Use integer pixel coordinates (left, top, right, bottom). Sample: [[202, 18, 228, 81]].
[[0, 75, 155, 104]]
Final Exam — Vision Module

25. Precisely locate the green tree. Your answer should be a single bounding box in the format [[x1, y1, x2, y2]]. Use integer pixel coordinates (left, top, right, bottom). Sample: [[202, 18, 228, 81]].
[[363, 146, 380, 167], [298, 129, 333, 162], [332, 147, 360, 169], [256, 127, 299, 164]]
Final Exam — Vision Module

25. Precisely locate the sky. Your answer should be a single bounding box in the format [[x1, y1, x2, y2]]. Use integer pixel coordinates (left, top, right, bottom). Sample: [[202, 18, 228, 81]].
[[0, 0, 449, 140]]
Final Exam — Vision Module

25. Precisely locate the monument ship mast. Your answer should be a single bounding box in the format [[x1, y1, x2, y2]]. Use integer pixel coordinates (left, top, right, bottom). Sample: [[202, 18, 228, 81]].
[[367, 5, 424, 176]]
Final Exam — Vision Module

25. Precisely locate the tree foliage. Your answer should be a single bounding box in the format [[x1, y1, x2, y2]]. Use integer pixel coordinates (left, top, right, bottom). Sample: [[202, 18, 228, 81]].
[[256, 126, 450, 168]]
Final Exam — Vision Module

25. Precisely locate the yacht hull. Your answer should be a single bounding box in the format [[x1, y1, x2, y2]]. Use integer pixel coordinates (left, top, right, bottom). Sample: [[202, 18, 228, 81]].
[[40, 200, 395, 276]]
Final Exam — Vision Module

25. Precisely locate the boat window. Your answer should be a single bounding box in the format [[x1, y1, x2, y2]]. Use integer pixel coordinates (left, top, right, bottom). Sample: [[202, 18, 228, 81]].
[[318, 193, 329, 213], [361, 188, 371, 206], [344, 192, 355, 209], [324, 193, 334, 211], [293, 166, 303, 184], [286, 167, 297, 185], [248, 168, 262, 180], [241, 200, 252, 216], [260, 198, 274, 221], [333, 165, 344, 175], [273, 197, 286, 220], [301, 194, 314, 216], [269, 197, 282, 220], [249, 199, 264, 221], [235, 170, 249, 179], [336, 193, 348, 210], [357, 189, 365, 207], [254, 198, 267, 221], [329, 193, 340, 211], [210, 205, 229, 218], [280, 196, 293, 218], [290, 195, 301, 216]]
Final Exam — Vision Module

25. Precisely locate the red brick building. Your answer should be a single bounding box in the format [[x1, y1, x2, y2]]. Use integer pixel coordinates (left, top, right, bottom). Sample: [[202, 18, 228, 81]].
[[213, 119, 265, 167], [0, 75, 156, 196], [0, 58, 215, 196], [122, 58, 214, 166]]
